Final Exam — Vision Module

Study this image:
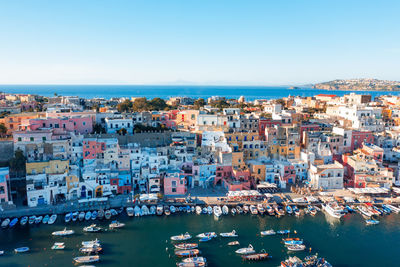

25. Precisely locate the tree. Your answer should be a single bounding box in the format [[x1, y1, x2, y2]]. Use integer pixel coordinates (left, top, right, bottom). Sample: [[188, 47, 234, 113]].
[[149, 98, 167, 110], [210, 99, 230, 109], [132, 98, 149, 111], [0, 123, 7, 137], [194, 98, 205, 109], [117, 100, 133, 113], [93, 123, 106, 134]]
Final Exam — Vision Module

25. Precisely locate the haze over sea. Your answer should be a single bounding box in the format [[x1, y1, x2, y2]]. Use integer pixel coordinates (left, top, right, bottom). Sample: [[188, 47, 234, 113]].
[[1, 85, 400, 100]]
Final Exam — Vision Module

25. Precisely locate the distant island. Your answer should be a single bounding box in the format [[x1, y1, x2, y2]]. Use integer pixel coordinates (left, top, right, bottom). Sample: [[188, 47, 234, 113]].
[[312, 78, 400, 91]]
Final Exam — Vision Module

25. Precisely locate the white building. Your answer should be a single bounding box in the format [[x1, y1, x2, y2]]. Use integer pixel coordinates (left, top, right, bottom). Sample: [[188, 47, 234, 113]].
[[308, 161, 344, 190]]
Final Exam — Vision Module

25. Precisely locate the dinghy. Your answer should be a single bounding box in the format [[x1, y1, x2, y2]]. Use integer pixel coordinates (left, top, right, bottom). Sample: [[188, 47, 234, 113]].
[[85, 211, 92, 221], [20, 216, 28, 226], [28, 216, 36, 225], [171, 232, 192, 241], [64, 212, 72, 223], [48, 214, 57, 224], [14, 247, 29, 253], [73, 255, 100, 264], [126, 207, 134, 217], [42, 215, 50, 224]]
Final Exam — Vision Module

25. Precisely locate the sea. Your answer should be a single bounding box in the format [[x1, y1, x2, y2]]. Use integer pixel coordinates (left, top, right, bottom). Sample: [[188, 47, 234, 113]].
[[1, 85, 400, 100], [0, 212, 399, 267]]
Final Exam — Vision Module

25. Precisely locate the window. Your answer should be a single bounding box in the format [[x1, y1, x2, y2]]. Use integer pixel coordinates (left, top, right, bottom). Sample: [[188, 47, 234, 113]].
[[18, 137, 22, 142], [172, 188, 176, 193], [30, 137, 34, 141], [172, 181, 177, 187], [42, 137, 46, 141], [83, 122, 86, 126]]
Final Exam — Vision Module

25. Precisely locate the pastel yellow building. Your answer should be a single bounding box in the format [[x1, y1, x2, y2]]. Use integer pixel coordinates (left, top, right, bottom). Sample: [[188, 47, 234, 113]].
[[26, 159, 69, 175]]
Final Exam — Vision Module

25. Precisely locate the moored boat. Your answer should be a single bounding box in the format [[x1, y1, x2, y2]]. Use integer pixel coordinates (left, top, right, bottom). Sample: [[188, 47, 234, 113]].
[[250, 205, 258, 215], [73, 255, 100, 263], [213, 206, 222, 218], [156, 205, 163, 216], [91, 210, 98, 220], [35, 215, 43, 224], [14, 247, 29, 253], [175, 249, 200, 257], [109, 220, 125, 229], [1, 218, 10, 228], [42, 214, 50, 224], [51, 242, 65, 250], [242, 250, 271, 261], [79, 212, 85, 221], [196, 232, 217, 238], [97, 209, 104, 219], [257, 204, 265, 215], [85, 211, 92, 221], [164, 206, 171, 216], [236, 206, 243, 214], [64, 212, 72, 223], [366, 219, 379, 225], [171, 232, 192, 241], [385, 204, 400, 213], [287, 244, 306, 251], [72, 211, 79, 222], [83, 224, 102, 233], [195, 206, 202, 215], [235, 244, 255, 254], [48, 214, 57, 224], [82, 238, 101, 247], [52, 228, 74, 236], [170, 205, 176, 214], [126, 207, 134, 217], [228, 241, 239, 246], [220, 230, 238, 237], [207, 206, 212, 215], [261, 229, 276, 236], [277, 230, 290, 235], [222, 205, 229, 215], [9, 218, 18, 228], [150, 205, 156, 215], [104, 210, 112, 219], [28, 216, 36, 225], [322, 202, 345, 219], [20, 216, 28, 226], [174, 243, 198, 250], [80, 246, 103, 253]]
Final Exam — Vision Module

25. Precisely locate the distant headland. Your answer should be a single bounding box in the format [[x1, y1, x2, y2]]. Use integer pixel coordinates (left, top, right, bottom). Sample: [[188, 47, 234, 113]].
[[312, 78, 400, 91]]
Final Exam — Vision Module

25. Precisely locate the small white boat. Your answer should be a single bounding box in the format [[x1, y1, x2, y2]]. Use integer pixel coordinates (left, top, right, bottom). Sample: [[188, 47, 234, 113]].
[[80, 246, 103, 253], [35, 215, 43, 224], [126, 207, 134, 217], [287, 244, 306, 251], [1, 218, 10, 228], [83, 224, 102, 233], [51, 242, 65, 250], [105, 210, 112, 219], [72, 211, 79, 222], [182, 257, 207, 264], [170, 205, 176, 213], [196, 206, 202, 215], [82, 238, 101, 247], [228, 241, 240, 246], [171, 232, 192, 241], [109, 220, 125, 229], [207, 206, 213, 215], [79, 212, 85, 221], [156, 205, 163, 216], [64, 212, 72, 223], [366, 219, 380, 225], [73, 255, 100, 264], [213, 206, 222, 217], [222, 205, 229, 215], [42, 215, 50, 224], [85, 211, 92, 221], [52, 228, 75, 236], [28, 216, 36, 225], [134, 206, 142, 217], [14, 247, 30, 253], [150, 205, 156, 215], [196, 232, 217, 238], [235, 244, 255, 254], [261, 229, 276, 236], [250, 205, 258, 215], [220, 230, 238, 237], [48, 214, 57, 225]]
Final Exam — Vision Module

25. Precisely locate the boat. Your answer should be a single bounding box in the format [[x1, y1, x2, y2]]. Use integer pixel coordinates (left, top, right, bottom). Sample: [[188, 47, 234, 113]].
[[220, 230, 238, 237], [97, 209, 104, 219], [105, 210, 112, 219], [202, 207, 207, 214], [286, 205, 293, 215], [242, 251, 271, 261], [80, 246, 103, 253], [357, 205, 374, 217], [195, 206, 202, 215], [85, 211, 92, 221], [277, 230, 290, 235], [381, 205, 392, 214], [235, 244, 255, 254], [257, 204, 265, 215], [150, 205, 156, 215], [48, 214, 57, 224], [35, 215, 43, 224], [236, 206, 243, 214], [141, 205, 149, 216], [243, 205, 249, 213], [20, 216, 28, 226], [91, 210, 98, 220], [28, 215, 36, 225], [51, 242, 65, 250], [109, 220, 125, 229], [73, 255, 100, 264], [228, 241, 240, 246], [366, 219, 380, 225], [385, 204, 400, 213], [170, 205, 176, 214], [260, 229, 276, 236], [266, 205, 275, 216], [174, 243, 198, 250], [322, 202, 345, 219], [126, 207, 134, 217], [196, 232, 216, 238], [274, 205, 285, 216], [307, 205, 317, 216], [0, 251, 3, 255], [250, 205, 258, 215], [72, 211, 79, 222], [156, 205, 163, 216], [82, 239, 101, 247], [9, 218, 18, 228], [42, 215, 50, 224], [171, 233, 192, 241], [79, 212, 85, 221], [182, 257, 206, 264], [213, 206, 222, 217], [64, 212, 72, 223], [207, 206, 212, 215], [345, 205, 355, 213], [52, 228, 74, 236], [110, 209, 118, 216], [222, 205, 229, 215], [283, 239, 303, 246], [292, 206, 300, 216], [199, 236, 212, 242], [177, 262, 206, 267], [1, 218, 10, 228], [83, 224, 102, 233], [164, 206, 171, 216], [372, 206, 383, 216], [14, 247, 29, 253], [175, 249, 200, 257], [287, 244, 306, 251]]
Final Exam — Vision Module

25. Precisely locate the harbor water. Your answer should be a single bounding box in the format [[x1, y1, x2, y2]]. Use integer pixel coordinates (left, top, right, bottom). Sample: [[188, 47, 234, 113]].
[[0, 212, 399, 266]]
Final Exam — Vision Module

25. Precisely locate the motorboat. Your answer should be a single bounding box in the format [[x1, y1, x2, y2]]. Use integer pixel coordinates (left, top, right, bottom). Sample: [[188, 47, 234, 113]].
[[242, 251, 271, 261], [79, 212, 85, 221], [42, 215, 50, 224], [171, 232, 192, 241], [257, 204, 265, 215], [141, 205, 149, 216], [85, 211, 92, 221], [220, 230, 238, 237], [222, 205, 229, 215], [286, 205, 293, 215], [72, 211, 79, 222], [51, 242, 65, 250], [91, 210, 98, 220], [207, 206, 212, 215], [1, 218, 10, 228], [73, 255, 100, 264], [357, 206, 374, 217], [82, 239, 101, 247], [28, 216, 36, 225], [164, 206, 171, 216], [64, 212, 72, 223], [150, 205, 156, 215], [292, 206, 300, 216], [235, 244, 255, 254], [109, 220, 125, 229], [35, 216, 43, 224], [110, 209, 118, 216], [196, 206, 202, 215], [213, 206, 222, 218], [126, 207, 134, 217], [228, 241, 240, 246], [48, 214, 57, 224], [14, 247, 29, 253], [274, 205, 285, 216], [199, 236, 212, 242], [231, 208, 237, 216], [80, 246, 103, 253], [83, 224, 102, 233], [260, 229, 276, 236], [97, 209, 104, 219], [156, 205, 163, 216], [283, 238, 303, 246], [177, 262, 206, 267], [307, 205, 317, 216], [52, 228, 75, 236], [174, 243, 198, 250], [20, 216, 28, 226], [9, 218, 18, 228], [266, 205, 275, 216], [170, 205, 176, 214], [175, 249, 200, 257], [250, 205, 258, 215], [236, 206, 243, 214], [182, 257, 206, 264], [385, 204, 400, 213], [287, 244, 306, 251], [322, 202, 345, 219], [196, 232, 217, 239], [277, 230, 290, 235], [243, 205, 249, 213], [366, 219, 380, 225], [105, 210, 112, 219]]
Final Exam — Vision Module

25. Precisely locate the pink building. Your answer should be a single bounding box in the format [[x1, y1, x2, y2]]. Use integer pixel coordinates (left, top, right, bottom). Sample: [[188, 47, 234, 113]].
[[0, 167, 10, 203], [351, 131, 374, 150], [215, 165, 232, 185], [20, 116, 93, 135], [164, 173, 187, 195]]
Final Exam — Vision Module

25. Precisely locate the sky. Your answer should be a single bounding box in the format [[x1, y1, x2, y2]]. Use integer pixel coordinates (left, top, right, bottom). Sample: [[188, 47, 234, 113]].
[[0, 0, 399, 85]]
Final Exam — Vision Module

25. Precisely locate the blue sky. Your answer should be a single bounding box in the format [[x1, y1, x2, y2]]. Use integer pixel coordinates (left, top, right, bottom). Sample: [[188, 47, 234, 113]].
[[0, 0, 399, 85]]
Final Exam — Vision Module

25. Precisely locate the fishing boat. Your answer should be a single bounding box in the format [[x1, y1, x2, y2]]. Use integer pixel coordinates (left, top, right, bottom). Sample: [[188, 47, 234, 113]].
[[322, 202, 345, 219], [97, 209, 104, 219], [110, 209, 118, 216], [156, 205, 163, 216], [82, 239, 101, 247], [109, 220, 125, 229], [28, 215, 36, 225], [105, 210, 112, 219], [171, 232, 192, 241], [220, 230, 238, 237], [257, 204, 265, 215], [14, 247, 29, 253], [9, 218, 18, 228], [85, 211, 92, 221], [249, 205, 258, 215], [126, 207, 134, 217], [195, 206, 202, 215], [83, 224, 102, 233], [366, 219, 380, 225], [222, 205, 229, 215], [260, 229, 276, 236], [72, 211, 79, 222], [207, 206, 212, 215], [164, 206, 171, 216], [79, 212, 85, 221], [1, 218, 10, 228], [170, 205, 176, 214], [150, 205, 156, 215], [242, 250, 271, 261], [174, 243, 198, 250], [235, 244, 255, 254], [73, 255, 100, 264], [80, 246, 103, 253], [236, 206, 243, 214], [228, 241, 240, 246], [287, 244, 306, 251], [213, 206, 222, 218], [20, 216, 28, 226], [64, 212, 72, 223], [91, 210, 98, 220], [196, 232, 217, 238], [51, 242, 65, 250], [286, 205, 293, 215], [266, 205, 275, 216], [277, 230, 290, 235], [52, 228, 75, 236], [48, 214, 57, 224], [42, 214, 50, 224], [175, 249, 200, 257]]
